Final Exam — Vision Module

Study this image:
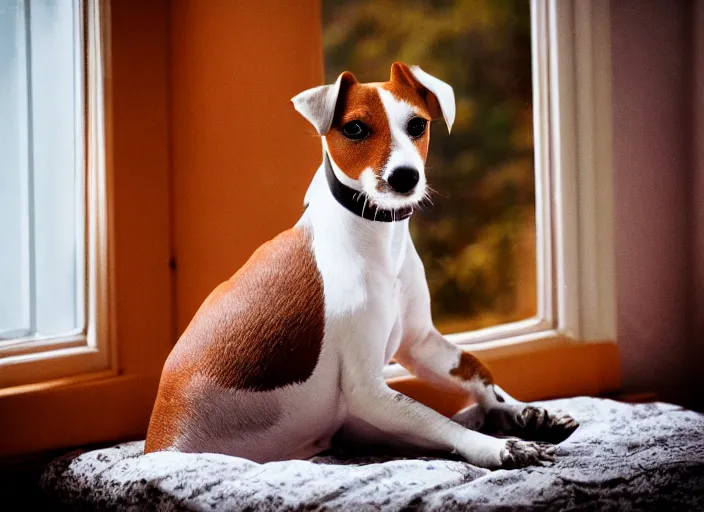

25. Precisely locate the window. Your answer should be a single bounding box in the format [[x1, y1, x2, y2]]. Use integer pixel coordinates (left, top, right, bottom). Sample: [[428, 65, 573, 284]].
[[323, 0, 536, 336], [1, 0, 84, 343], [322, 0, 616, 358], [0, 0, 113, 388]]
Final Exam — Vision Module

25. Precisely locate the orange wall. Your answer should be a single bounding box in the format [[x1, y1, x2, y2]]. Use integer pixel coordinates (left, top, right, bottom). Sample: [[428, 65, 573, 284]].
[[170, 0, 324, 335], [112, 0, 173, 374]]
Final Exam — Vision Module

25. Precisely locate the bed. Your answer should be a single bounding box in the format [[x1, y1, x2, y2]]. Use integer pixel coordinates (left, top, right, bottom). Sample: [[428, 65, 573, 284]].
[[41, 396, 704, 511]]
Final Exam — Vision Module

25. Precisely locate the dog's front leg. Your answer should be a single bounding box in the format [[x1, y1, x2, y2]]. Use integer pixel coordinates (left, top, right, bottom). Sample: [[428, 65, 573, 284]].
[[342, 376, 554, 469], [394, 329, 579, 444]]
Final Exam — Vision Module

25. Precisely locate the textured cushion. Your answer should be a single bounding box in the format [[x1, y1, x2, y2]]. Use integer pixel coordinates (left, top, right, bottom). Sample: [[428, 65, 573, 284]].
[[41, 397, 704, 511]]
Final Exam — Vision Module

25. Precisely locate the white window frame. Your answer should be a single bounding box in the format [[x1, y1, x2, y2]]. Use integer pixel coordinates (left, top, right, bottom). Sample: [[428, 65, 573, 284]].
[[385, 0, 615, 378], [0, 0, 115, 389]]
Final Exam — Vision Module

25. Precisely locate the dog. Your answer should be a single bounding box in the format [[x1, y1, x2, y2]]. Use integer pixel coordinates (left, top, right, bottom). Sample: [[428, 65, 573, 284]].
[[145, 62, 578, 469]]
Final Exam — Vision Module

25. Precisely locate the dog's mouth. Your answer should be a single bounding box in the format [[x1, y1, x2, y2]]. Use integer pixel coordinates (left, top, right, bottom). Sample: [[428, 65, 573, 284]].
[[360, 170, 428, 211]]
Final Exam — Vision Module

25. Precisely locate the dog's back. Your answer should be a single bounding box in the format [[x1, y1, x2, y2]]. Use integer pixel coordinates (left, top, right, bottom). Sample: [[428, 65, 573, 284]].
[[145, 226, 344, 460]]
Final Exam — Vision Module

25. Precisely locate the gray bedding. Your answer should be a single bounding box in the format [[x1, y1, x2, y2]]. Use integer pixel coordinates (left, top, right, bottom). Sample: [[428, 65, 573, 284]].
[[41, 396, 704, 511]]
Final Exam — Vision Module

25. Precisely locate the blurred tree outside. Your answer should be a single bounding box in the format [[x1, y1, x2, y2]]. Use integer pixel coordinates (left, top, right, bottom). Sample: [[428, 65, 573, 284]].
[[322, 0, 537, 334]]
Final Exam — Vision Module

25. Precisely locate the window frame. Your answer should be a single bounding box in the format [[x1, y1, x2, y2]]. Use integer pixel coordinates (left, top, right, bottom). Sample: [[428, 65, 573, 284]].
[[0, 0, 116, 389], [0, 0, 173, 458], [385, 0, 616, 378]]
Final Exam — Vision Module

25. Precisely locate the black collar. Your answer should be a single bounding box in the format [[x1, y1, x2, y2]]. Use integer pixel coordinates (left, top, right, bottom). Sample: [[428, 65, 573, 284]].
[[324, 155, 413, 223]]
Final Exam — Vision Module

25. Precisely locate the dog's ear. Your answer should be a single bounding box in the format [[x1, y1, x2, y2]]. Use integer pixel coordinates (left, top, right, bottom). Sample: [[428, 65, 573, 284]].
[[389, 62, 456, 133], [291, 72, 357, 136]]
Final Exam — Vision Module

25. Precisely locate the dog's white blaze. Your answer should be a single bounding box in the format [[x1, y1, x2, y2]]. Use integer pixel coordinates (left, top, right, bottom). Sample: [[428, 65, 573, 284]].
[[377, 87, 426, 201], [355, 87, 427, 210], [376, 87, 426, 179]]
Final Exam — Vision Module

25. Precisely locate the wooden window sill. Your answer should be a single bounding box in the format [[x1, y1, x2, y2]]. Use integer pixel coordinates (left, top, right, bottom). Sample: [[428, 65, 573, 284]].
[[0, 336, 619, 458]]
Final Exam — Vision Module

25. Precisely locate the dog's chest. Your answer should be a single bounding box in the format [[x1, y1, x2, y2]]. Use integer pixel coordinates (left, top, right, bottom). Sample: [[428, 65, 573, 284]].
[[384, 280, 404, 363]]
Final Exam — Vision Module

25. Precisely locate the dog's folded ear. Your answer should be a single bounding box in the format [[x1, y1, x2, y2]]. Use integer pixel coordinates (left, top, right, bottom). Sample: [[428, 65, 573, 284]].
[[390, 62, 456, 133], [291, 72, 357, 136]]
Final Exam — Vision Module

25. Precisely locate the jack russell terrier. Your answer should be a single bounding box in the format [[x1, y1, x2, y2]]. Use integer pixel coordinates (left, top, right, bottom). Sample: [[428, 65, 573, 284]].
[[146, 62, 578, 469]]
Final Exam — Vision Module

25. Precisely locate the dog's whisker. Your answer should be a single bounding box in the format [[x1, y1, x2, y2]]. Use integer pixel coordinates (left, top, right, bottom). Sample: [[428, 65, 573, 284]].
[[425, 185, 448, 199], [424, 185, 438, 196]]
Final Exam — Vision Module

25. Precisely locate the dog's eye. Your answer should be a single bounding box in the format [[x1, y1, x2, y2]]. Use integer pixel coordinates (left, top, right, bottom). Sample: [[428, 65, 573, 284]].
[[407, 117, 427, 138], [342, 121, 370, 141]]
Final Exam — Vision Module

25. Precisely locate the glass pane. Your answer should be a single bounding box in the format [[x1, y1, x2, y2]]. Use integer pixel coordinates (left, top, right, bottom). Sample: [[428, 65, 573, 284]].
[[0, 0, 31, 338], [0, 0, 84, 340], [322, 0, 536, 334], [29, 0, 84, 336]]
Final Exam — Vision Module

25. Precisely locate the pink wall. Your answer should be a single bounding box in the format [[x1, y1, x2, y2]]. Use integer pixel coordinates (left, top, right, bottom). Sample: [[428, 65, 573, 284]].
[[692, 0, 704, 409], [611, 0, 696, 404]]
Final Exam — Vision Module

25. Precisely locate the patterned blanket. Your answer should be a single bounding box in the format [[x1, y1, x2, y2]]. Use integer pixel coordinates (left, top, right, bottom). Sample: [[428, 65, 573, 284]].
[[41, 397, 704, 511]]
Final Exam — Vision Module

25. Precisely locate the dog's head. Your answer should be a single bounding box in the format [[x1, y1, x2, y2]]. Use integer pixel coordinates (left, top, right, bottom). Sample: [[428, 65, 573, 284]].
[[292, 62, 455, 210]]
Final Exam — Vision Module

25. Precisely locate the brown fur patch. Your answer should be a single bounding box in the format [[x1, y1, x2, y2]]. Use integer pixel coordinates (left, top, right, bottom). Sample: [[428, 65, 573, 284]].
[[145, 372, 189, 452], [449, 351, 495, 385], [326, 77, 392, 180], [145, 226, 324, 453]]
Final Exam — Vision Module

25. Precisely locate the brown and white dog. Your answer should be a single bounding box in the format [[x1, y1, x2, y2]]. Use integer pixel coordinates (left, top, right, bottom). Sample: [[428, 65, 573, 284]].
[[145, 62, 578, 469]]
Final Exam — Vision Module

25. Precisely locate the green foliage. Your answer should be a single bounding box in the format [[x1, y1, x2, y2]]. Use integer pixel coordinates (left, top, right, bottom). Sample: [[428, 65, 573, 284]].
[[323, 0, 536, 331]]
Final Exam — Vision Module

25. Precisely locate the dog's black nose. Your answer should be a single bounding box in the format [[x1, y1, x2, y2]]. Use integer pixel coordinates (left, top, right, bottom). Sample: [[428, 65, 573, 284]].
[[387, 167, 420, 194]]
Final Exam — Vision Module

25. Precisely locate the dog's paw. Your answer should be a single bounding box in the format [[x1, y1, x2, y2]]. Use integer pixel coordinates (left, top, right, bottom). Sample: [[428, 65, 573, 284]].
[[450, 404, 486, 431], [486, 404, 578, 443], [515, 407, 579, 443], [499, 439, 556, 469]]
